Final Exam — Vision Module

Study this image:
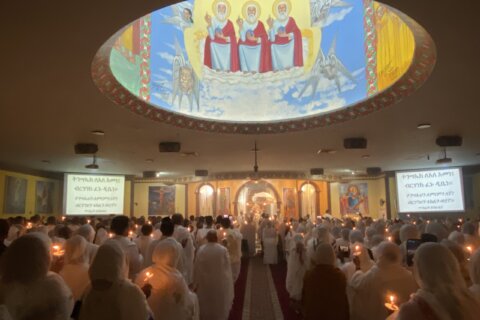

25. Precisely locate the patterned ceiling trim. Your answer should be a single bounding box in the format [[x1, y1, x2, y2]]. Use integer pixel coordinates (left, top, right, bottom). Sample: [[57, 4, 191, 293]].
[[92, 4, 435, 134]]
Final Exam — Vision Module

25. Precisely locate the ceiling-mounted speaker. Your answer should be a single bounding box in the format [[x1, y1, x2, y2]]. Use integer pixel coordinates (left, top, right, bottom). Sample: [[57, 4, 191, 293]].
[[143, 171, 157, 178], [159, 142, 181, 153], [344, 138, 367, 149], [74, 143, 98, 154], [436, 136, 462, 147], [366, 167, 382, 176], [195, 170, 209, 177], [310, 168, 324, 175]]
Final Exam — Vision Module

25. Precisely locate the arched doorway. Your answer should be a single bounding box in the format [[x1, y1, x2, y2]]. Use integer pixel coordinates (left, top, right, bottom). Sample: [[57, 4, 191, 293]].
[[196, 183, 216, 216], [298, 182, 320, 220], [234, 180, 281, 219]]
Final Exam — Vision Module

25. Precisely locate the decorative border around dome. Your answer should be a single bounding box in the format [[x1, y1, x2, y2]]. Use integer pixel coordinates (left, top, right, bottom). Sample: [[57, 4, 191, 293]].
[[91, 3, 436, 135]]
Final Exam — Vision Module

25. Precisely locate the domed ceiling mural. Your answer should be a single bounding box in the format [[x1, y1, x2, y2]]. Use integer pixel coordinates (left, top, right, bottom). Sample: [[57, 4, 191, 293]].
[[93, 0, 436, 133]]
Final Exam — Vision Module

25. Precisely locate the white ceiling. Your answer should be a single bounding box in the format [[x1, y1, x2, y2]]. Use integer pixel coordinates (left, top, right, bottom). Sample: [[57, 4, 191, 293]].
[[0, 0, 479, 178]]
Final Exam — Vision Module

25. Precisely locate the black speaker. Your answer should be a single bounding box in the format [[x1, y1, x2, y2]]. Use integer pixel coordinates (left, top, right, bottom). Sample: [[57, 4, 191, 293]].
[[74, 143, 98, 154], [436, 136, 462, 147], [310, 168, 324, 175], [159, 142, 181, 153], [344, 138, 367, 149], [366, 167, 382, 176], [143, 171, 157, 178], [195, 170, 209, 177]]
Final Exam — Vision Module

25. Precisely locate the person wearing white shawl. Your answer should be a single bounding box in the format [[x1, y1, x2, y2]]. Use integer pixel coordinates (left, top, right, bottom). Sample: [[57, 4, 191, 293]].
[[240, 216, 257, 257], [306, 226, 330, 269], [194, 230, 233, 320], [470, 248, 480, 300], [79, 242, 149, 320], [395, 243, 480, 320], [172, 214, 195, 285], [4, 224, 25, 247], [0, 233, 74, 320], [262, 221, 278, 264], [104, 216, 143, 281], [59, 235, 90, 302], [425, 221, 449, 241], [222, 218, 243, 282], [77, 224, 99, 264], [341, 242, 374, 282], [463, 222, 480, 249], [349, 242, 417, 320], [135, 240, 198, 320], [398, 224, 420, 265], [93, 226, 108, 246], [286, 234, 307, 301], [448, 230, 466, 245], [134, 224, 153, 258]]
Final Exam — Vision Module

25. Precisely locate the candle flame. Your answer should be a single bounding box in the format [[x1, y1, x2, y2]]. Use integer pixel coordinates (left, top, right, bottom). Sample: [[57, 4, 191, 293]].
[[390, 295, 395, 304], [467, 246, 473, 253], [387, 236, 392, 242]]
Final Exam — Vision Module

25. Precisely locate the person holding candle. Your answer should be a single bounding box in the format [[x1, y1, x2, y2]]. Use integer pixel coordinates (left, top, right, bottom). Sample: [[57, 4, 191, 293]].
[[79, 242, 149, 320], [301, 243, 349, 320], [135, 240, 198, 320], [341, 242, 375, 282], [0, 233, 74, 320], [263, 221, 278, 265], [221, 217, 243, 282], [349, 242, 417, 320], [395, 243, 480, 320]]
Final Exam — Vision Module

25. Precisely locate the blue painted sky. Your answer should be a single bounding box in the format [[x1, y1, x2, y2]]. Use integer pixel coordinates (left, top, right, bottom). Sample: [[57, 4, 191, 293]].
[[144, 0, 368, 122]]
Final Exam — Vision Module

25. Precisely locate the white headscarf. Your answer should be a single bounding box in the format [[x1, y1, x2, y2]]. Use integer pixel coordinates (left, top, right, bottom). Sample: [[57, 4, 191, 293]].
[[89, 242, 127, 283], [64, 235, 88, 265], [448, 231, 466, 245], [414, 243, 480, 320], [399, 224, 420, 243], [425, 222, 448, 241], [77, 224, 95, 243]]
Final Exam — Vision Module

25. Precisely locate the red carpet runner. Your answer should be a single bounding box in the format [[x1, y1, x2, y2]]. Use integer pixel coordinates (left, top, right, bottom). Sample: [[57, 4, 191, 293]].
[[269, 260, 303, 320], [228, 257, 250, 320]]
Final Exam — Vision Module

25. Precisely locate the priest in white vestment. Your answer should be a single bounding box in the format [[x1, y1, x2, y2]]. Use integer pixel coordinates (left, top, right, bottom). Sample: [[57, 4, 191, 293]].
[[267, 0, 303, 71], [194, 230, 234, 320], [240, 217, 257, 257], [348, 242, 417, 320], [135, 240, 198, 320], [263, 221, 278, 264]]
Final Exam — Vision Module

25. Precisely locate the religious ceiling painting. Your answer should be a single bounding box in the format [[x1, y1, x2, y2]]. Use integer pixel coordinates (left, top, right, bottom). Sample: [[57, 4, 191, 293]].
[[94, 0, 435, 133], [339, 182, 369, 216]]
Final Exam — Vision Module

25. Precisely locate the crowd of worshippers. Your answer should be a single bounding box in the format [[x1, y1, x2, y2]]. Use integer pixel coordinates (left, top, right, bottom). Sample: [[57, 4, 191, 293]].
[[0, 214, 480, 320], [0, 214, 242, 320]]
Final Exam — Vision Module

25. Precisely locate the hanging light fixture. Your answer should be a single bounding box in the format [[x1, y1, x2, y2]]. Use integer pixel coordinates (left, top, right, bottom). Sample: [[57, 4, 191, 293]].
[[85, 154, 99, 169]]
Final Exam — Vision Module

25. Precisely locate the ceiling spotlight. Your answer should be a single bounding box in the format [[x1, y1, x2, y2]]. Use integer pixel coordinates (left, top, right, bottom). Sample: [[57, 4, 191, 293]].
[[417, 123, 431, 129], [361, 155, 370, 159], [91, 130, 105, 136], [145, 159, 154, 163], [351, 171, 355, 175], [317, 149, 337, 155], [85, 154, 99, 169]]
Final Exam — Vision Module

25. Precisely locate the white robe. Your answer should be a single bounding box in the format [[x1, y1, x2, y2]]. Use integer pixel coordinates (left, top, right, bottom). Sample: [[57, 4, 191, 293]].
[[105, 236, 143, 281], [208, 18, 231, 71], [60, 263, 90, 301], [174, 226, 195, 285], [269, 18, 295, 71], [134, 235, 152, 258], [239, 20, 262, 72], [286, 245, 307, 300], [226, 228, 243, 282], [263, 227, 278, 265], [194, 243, 234, 320]]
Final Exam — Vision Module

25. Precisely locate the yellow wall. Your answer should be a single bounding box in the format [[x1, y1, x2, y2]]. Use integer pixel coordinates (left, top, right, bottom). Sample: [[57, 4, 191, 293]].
[[329, 178, 387, 219], [0, 170, 62, 218], [133, 182, 186, 218], [186, 179, 329, 219]]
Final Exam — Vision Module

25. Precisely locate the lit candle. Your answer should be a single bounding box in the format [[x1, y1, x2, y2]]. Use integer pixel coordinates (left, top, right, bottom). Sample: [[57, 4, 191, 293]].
[[129, 231, 134, 240], [459, 218, 463, 223], [27, 222, 32, 229], [407, 214, 411, 218], [385, 294, 399, 311], [427, 220, 430, 224], [387, 236, 392, 242], [223, 232, 226, 237], [353, 227, 356, 230], [61, 216, 66, 221], [144, 271, 153, 283], [150, 234, 154, 238], [385, 228, 388, 233], [353, 245, 361, 256], [109, 233, 113, 238], [147, 221, 152, 225], [467, 246, 473, 261], [52, 244, 65, 257]]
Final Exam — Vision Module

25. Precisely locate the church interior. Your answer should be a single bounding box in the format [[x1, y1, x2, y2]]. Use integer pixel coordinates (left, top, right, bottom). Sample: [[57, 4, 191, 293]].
[[1, 0, 480, 319]]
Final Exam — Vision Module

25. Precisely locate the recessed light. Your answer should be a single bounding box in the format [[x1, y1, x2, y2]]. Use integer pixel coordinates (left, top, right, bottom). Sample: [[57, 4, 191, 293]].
[[351, 171, 355, 175], [145, 159, 154, 163], [417, 123, 431, 129], [361, 155, 370, 159], [317, 149, 337, 155], [91, 130, 105, 136]]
